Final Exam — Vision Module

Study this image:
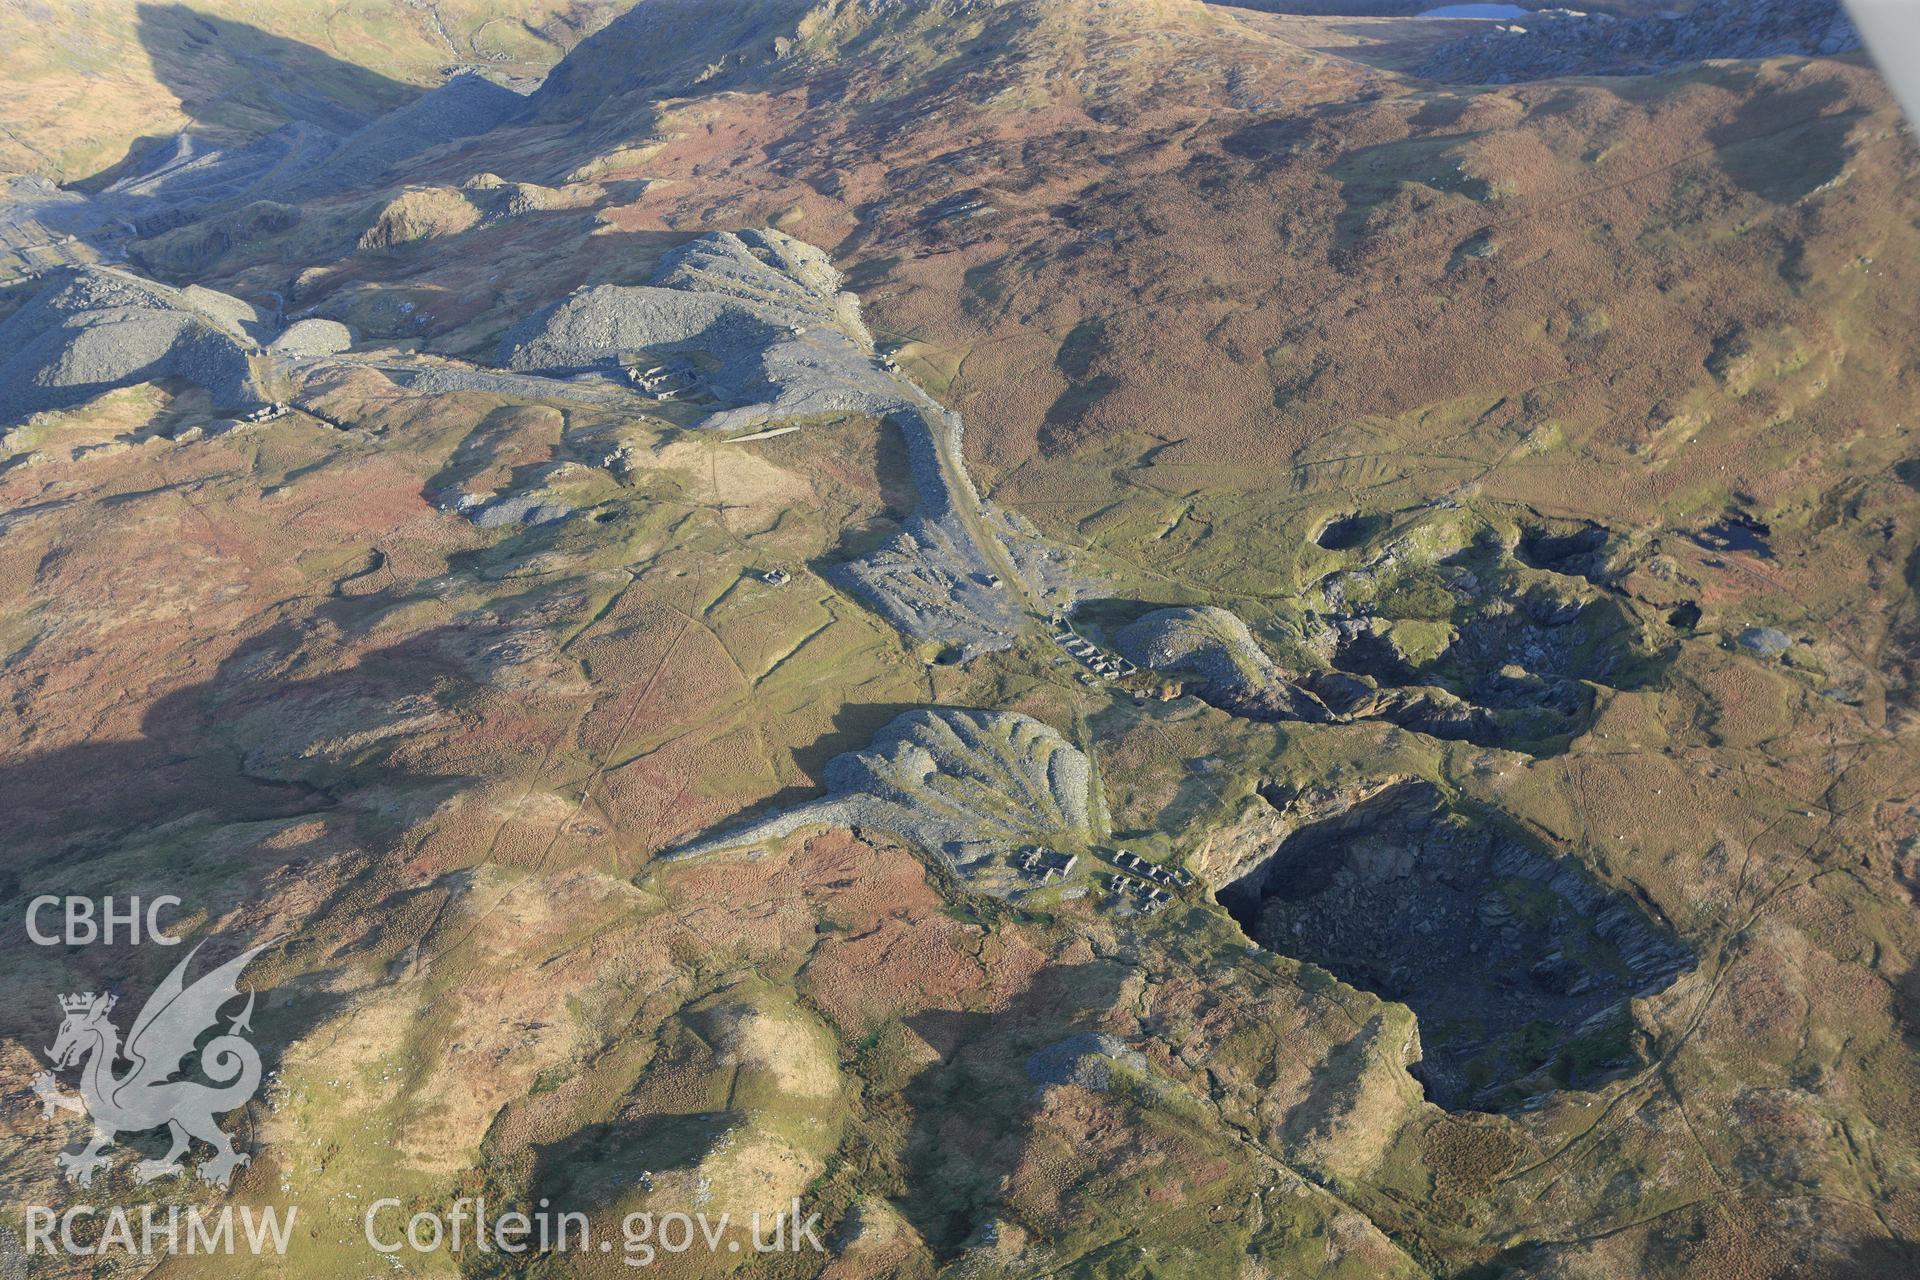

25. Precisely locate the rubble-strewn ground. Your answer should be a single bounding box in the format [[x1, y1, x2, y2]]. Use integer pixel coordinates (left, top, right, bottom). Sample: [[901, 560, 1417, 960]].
[[0, 265, 268, 419], [2, 1, 1919, 1277], [668, 707, 1108, 886]]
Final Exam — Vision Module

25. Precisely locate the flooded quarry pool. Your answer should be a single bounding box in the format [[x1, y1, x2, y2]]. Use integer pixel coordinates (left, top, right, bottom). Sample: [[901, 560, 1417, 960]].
[[1220, 782, 1693, 1111], [1420, 3, 1532, 17]]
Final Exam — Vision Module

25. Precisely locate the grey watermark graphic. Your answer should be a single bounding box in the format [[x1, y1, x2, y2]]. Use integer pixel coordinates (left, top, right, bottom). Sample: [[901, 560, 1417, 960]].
[[25, 895, 182, 946], [22, 1205, 297, 1260], [33, 940, 272, 1189], [17, 914, 826, 1270], [363, 1197, 827, 1269]]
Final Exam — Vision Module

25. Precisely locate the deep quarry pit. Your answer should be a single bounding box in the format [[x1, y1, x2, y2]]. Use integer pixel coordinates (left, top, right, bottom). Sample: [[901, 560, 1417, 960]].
[[1221, 782, 1693, 1111]]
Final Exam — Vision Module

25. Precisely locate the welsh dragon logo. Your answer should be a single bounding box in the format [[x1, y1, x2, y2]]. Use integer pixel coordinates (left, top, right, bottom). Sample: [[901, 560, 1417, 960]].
[[32, 941, 272, 1189]]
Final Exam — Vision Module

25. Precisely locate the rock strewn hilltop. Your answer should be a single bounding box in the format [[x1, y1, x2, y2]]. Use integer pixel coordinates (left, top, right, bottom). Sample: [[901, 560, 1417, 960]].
[[0, 265, 267, 423], [666, 708, 1107, 878], [1114, 605, 1333, 722], [496, 227, 899, 432]]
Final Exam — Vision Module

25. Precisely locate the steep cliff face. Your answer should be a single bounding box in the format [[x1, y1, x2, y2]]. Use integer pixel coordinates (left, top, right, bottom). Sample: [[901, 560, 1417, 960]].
[[1221, 782, 1693, 1110]]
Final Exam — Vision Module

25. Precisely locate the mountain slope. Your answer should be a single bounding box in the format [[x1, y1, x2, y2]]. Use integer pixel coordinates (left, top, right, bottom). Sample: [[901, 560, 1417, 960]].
[[1, 3, 1917, 1278]]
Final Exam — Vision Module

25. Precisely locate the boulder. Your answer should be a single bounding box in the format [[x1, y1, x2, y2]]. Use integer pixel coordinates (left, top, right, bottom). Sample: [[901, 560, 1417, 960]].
[[268, 318, 354, 357]]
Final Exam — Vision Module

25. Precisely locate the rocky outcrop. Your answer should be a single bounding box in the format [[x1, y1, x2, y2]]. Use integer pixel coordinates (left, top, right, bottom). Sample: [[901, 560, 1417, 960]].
[[1109, 603, 1505, 742], [1735, 626, 1794, 659], [0, 265, 267, 423], [1025, 1033, 1151, 1091], [1419, 0, 1860, 83], [267, 318, 353, 357], [1114, 606, 1332, 722], [666, 709, 1107, 883], [498, 227, 901, 432], [358, 187, 486, 250], [357, 176, 562, 250]]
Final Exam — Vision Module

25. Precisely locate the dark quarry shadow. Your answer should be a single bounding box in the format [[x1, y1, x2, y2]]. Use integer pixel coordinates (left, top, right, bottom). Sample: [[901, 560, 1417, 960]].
[[1220, 783, 1696, 1112]]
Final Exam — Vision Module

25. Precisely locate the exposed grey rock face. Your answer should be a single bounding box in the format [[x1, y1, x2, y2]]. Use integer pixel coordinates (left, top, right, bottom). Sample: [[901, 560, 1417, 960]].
[[1221, 781, 1694, 1111], [0, 128, 337, 279], [499, 227, 901, 432], [1196, 778, 1408, 889], [429, 486, 576, 531], [500, 285, 739, 370], [665, 708, 1107, 880], [468, 494, 574, 529], [1736, 626, 1794, 659], [268, 318, 353, 357], [1025, 1034, 1150, 1091], [655, 228, 872, 340], [5, 76, 526, 283], [1115, 606, 1332, 722], [349, 361, 632, 406], [105, 124, 345, 233], [0, 266, 266, 423], [1, 173, 104, 254], [1419, 0, 1859, 83], [502, 227, 1054, 658]]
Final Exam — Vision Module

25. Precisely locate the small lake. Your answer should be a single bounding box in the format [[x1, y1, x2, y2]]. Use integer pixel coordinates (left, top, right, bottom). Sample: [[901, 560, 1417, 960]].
[[1419, 4, 1532, 17], [1691, 513, 1774, 560]]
